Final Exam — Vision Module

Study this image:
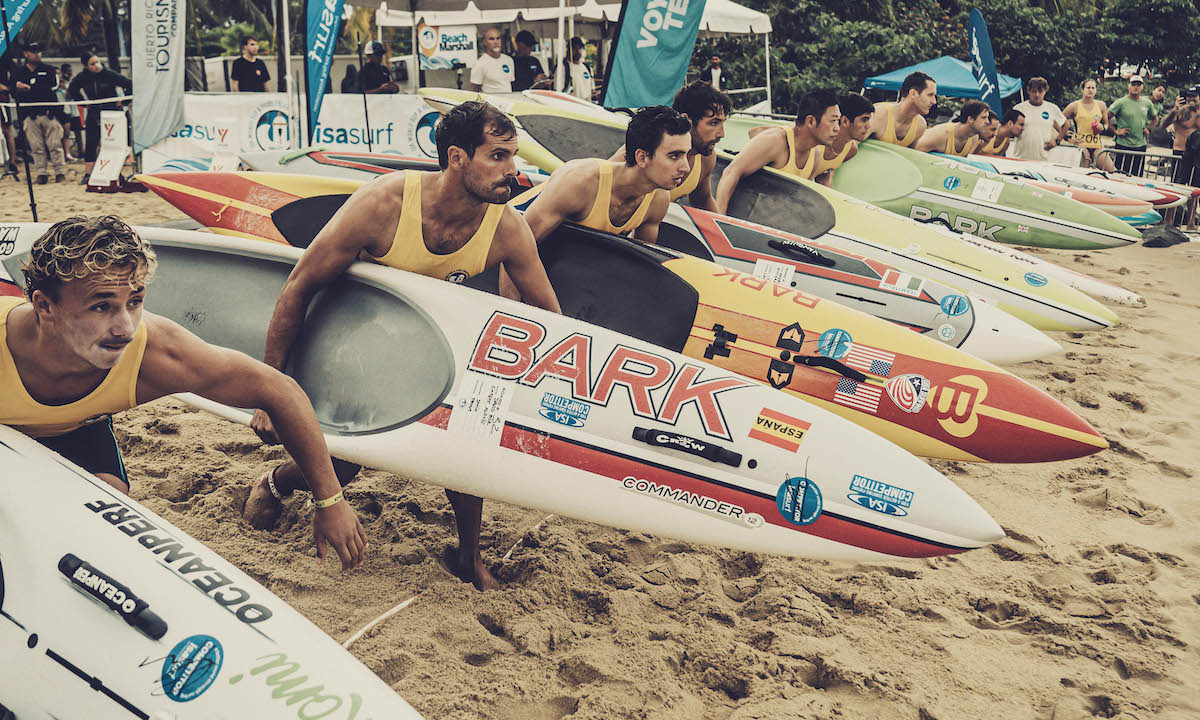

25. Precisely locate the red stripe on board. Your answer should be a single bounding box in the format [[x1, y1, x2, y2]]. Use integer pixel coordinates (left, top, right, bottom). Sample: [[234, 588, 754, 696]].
[[747, 427, 799, 452], [415, 405, 964, 557]]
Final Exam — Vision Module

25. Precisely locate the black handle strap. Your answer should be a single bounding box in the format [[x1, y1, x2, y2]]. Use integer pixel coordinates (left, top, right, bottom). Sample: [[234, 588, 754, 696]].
[[59, 553, 167, 640], [792, 354, 868, 382], [632, 428, 742, 467], [767, 239, 836, 267]]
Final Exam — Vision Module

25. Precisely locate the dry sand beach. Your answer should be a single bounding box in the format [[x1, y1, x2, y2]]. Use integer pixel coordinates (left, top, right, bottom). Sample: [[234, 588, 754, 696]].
[[3, 176, 1199, 719]]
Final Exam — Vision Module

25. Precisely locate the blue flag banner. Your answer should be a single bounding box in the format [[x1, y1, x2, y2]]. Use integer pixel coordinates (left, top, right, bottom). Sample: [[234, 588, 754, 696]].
[[968, 8, 1002, 116], [306, 0, 345, 142], [602, 0, 708, 109], [0, 0, 41, 58]]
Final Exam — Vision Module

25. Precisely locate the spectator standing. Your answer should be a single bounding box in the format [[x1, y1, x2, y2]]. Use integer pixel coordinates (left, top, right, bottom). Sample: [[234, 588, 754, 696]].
[[1107, 75, 1158, 176], [1009, 77, 1067, 161], [231, 36, 270, 92], [470, 27, 513, 94], [340, 64, 359, 93], [68, 52, 132, 183], [360, 42, 398, 94], [11, 41, 66, 184], [510, 30, 546, 92], [1150, 85, 1167, 116], [0, 55, 18, 175], [57, 63, 83, 161], [700, 54, 724, 91], [563, 37, 593, 101]]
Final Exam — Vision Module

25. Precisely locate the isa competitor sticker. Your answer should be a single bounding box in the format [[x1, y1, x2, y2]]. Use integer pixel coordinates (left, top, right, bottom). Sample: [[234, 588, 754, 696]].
[[1024, 272, 1048, 287], [847, 474, 914, 517], [540, 392, 590, 428], [939, 294, 969, 317], [776, 476, 822, 526], [817, 328, 853, 360], [162, 635, 223, 702]]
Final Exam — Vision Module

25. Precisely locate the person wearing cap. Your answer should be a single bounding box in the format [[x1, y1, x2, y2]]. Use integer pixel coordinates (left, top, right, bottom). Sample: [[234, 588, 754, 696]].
[[563, 37, 594, 101], [1107, 75, 1158, 177], [231, 36, 270, 92], [1009, 77, 1067, 161], [511, 31, 547, 92], [10, 41, 67, 184], [470, 27, 514, 94], [360, 41, 399, 94]]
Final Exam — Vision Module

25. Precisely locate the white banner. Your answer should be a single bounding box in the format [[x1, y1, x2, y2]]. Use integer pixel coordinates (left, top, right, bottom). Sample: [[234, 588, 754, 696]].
[[132, 0, 187, 153], [142, 92, 442, 172], [417, 23, 477, 70], [89, 110, 128, 186]]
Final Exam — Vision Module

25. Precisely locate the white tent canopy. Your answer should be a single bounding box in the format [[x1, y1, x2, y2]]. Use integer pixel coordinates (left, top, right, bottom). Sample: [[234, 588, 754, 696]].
[[577, 0, 770, 34]]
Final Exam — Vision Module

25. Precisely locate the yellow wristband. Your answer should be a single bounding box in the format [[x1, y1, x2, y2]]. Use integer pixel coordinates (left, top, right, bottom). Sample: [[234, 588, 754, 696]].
[[314, 490, 343, 509]]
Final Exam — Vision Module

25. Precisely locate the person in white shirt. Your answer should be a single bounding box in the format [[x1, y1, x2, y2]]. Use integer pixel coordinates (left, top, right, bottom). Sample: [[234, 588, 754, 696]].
[[1008, 76, 1068, 161], [470, 27, 514, 94], [701, 54, 723, 91], [564, 37, 594, 101]]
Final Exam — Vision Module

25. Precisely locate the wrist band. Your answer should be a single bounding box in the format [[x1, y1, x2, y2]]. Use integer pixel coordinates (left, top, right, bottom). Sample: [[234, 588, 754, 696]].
[[314, 490, 343, 509], [266, 466, 283, 500]]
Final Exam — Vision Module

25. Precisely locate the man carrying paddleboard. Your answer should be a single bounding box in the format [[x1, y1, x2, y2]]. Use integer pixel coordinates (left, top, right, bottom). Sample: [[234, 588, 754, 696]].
[[976, 108, 1026, 157], [1011, 77, 1068, 161], [607, 81, 731, 212], [1, 216, 369, 571], [868, 71, 936, 148], [810, 92, 875, 186], [247, 101, 561, 591], [713, 90, 841, 213], [914, 99, 992, 156], [1063, 79, 1114, 171], [520, 105, 692, 243]]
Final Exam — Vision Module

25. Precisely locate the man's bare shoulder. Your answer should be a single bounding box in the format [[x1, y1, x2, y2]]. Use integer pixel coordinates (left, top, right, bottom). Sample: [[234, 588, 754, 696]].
[[546, 159, 603, 194], [350, 170, 408, 205]]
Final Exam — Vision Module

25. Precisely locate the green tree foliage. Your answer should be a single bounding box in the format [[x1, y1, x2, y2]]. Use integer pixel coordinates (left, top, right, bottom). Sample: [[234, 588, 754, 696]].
[[1100, 0, 1200, 83]]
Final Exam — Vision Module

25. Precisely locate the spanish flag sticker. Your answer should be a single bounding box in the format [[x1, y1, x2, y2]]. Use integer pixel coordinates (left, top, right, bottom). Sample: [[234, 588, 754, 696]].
[[748, 408, 811, 453]]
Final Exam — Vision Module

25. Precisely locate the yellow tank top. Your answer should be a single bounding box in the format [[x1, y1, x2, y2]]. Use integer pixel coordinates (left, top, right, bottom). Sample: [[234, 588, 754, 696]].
[[978, 135, 1009, 156], [879, 103, 921, 147], [669, 157, 702, 201], [580, 160, 656, 235], [0, 296, 147, 438], [362, 171, 503, 283], [813, 141, 854, 176], [778, 128, 818, 179], [1073, 101, 1104, 148], [943, 124, 981, 156]]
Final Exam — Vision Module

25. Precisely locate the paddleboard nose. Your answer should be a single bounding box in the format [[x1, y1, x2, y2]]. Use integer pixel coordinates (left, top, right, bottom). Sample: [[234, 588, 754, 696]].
[[959, 300, 1061, 364]]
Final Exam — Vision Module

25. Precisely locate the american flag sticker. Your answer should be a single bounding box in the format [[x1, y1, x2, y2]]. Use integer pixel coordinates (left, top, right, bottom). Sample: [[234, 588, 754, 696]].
[[843, 344, 895, 377], [834, 377, 882, 413]]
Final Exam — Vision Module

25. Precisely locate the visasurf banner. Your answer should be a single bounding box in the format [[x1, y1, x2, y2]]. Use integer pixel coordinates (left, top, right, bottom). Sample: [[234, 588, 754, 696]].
[[602, 0, 708, 109], [132, 0, 187, 153], [968, 8, 1002, 116], [306, 0, 345, 143]]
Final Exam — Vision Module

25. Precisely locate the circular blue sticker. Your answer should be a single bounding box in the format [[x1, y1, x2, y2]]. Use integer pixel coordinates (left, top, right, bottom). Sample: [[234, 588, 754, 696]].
[[1024, 272, 1048, 287], [940, 294, 969, 317], [162, 635, 223, 703], [943, 176, 962, 191], [776, 476, 822, 526], [817, 328, 853, 360]]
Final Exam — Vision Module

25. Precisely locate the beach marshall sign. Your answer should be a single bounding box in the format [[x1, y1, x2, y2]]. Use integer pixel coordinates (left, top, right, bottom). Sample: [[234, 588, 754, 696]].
[[416, 22, 477, 70], [132, 0, 186, 153], [305, 0, 345, 144], [602, 0, 709, 109]]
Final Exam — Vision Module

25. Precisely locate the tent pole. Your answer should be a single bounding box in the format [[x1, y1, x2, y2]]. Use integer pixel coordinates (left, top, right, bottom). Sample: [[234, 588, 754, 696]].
[[555, 0, 565, 91], [764, 33, 771, 113], [280, 0, 297, 149]]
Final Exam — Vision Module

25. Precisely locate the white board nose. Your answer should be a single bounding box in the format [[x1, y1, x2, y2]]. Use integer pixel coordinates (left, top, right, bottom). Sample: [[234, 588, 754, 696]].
[[959, 299, 1061, 364]]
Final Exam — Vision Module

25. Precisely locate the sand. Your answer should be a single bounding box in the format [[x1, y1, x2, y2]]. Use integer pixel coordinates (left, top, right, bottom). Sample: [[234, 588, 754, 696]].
[[4, 173, 1199, 720]]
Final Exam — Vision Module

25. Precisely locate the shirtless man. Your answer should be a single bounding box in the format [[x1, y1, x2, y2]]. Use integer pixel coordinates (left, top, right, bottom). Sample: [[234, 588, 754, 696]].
[[810, 92, 874, 185], [869, 71, 937, 148], [1, 215, 368, 570], [246, 101, 561, 591], [1063, 79, 1113, 170], [519, 105, 692, 243], [608, 81, 730, 211], [914, 100, 991, 156], [976, 109, 1025, 157], [714, 90, 840, 212]]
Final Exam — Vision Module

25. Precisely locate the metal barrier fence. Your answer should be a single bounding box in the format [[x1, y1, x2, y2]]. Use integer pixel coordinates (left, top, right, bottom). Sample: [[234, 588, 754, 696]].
[[1086, 148, 1196, 230]]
